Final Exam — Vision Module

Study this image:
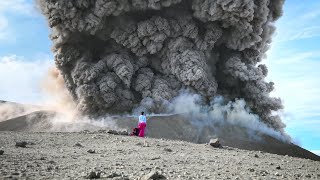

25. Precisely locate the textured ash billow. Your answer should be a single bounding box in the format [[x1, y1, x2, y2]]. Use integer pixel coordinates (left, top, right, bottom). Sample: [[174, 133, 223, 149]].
[[37, 0, 286, 132]]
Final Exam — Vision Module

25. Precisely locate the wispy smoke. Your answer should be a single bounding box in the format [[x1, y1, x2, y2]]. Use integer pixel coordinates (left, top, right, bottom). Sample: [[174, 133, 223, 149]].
[[36, 0, 286, 132], [0, 101, 39, 122], [168, 91, 290, 142]]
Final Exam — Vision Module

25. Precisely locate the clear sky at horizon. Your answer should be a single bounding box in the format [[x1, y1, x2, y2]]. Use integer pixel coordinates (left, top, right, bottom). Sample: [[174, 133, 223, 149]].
[[0, 1, 319, 155]]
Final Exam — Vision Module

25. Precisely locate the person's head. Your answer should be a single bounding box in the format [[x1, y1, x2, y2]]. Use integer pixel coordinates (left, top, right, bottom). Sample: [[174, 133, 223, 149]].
[[141, 112, 144, 115]]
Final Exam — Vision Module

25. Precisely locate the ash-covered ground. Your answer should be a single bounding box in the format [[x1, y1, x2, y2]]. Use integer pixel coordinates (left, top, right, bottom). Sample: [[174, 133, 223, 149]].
[[0, 131, 320, 179]]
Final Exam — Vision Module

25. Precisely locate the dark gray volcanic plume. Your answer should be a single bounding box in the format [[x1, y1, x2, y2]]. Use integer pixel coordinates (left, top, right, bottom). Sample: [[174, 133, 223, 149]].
[[37, 0, 285, 131]]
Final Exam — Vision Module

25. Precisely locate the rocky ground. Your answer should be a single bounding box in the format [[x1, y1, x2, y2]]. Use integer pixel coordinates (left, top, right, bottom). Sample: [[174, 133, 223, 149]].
[[0, 131, 319, 179]]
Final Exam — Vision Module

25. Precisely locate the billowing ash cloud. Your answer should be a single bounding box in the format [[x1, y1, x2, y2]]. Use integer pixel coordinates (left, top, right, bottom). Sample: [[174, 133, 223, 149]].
[[37, 0, 285, 131]]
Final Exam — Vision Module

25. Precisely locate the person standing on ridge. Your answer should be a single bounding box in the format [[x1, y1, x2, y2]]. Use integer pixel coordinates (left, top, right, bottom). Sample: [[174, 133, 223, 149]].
[[138, 112, 147, 137]]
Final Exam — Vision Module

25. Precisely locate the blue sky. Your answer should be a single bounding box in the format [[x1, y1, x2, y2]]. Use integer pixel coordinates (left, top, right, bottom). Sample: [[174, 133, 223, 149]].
[[0, 0, 319, 154]]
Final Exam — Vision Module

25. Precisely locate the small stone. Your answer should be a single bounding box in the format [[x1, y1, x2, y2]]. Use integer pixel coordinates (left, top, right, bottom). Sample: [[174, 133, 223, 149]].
[[163, 148, 172, 152], [98, 129, 107, 133], [0, 150, 4, 155], [86, 171, 101, 179], [144, 141, 150, 147], [141, 171, 166, 180], [74, 143, 84, 148], [305, 174, 311, 178], [48, 160, 56, 164], [254, 154, 259, 158], [260, 170, 268, 176], [209, 138, 221, 148], [15, 141, 27, 148], [107, 130, 128, 136], [11, 172, 19, 176], [82, 130, 90, 134], [248, 168, 255, 172], [27, 142, 36, 145], [106, 172, 121, 178], [151, 157, 161, 160], [47, 166, 53, 171], [294, 174, 301, 178], [275, 172, 280, 176], [87, 149, 96, 154], [276, 165, 281, 170]]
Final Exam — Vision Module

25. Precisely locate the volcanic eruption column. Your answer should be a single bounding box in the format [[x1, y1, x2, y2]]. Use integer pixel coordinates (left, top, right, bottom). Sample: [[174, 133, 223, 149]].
[[37, 0, 285, 131]]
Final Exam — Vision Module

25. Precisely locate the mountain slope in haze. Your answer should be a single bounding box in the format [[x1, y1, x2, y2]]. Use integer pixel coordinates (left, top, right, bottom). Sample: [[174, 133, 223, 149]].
[[0, 100, 40, 122], [0, 109, 319, 161]]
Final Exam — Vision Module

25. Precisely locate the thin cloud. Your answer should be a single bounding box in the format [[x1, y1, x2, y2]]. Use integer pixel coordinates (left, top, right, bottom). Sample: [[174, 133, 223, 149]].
[[0, 0, 35, 15], [0, 55, 53, 104], [0, 16, 10, 41], [288, 26, 320, 41], [274, 2, 320, 42], [268, 51, 320, 124], [0, 0, 38, 42]]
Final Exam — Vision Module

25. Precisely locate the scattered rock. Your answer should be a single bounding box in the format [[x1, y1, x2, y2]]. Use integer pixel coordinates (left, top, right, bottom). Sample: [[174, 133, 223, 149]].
[[98, 129, 107, 133], [163, 148, 172, 152], [82, 130, 90, 134], [74, 143, 84, 148], [305, 174, 311, 178], [86, 171, 101, 179], [294, 174, 301, 178], [275, 172, 280, 176], [141, 171, 166, 180], [254, 154, 259, 158], [15, 141, 27, 148], [151, 157, 161, 160], [248, 168, 255, 172], [0, 150, 4, 155], [143, 141, 150, 147], [209, 138, 221, 148], [87, 149, 96, 154], [47, 166, 53, 171], [276, 165, 281, 170], [106, 172, 121, 178], [107, 130, 128, 136], [48, 160, 56, 164], [27, 141, 36, 145], [260, 170, 269, 176], [11, 172, 19, 176]]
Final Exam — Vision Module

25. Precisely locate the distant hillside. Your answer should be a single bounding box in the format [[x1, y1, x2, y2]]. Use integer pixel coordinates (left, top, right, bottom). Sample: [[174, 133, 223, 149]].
[[0, 100, 40, 122]]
